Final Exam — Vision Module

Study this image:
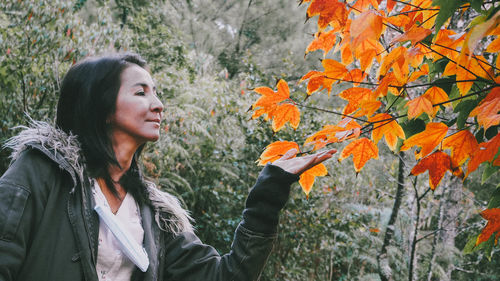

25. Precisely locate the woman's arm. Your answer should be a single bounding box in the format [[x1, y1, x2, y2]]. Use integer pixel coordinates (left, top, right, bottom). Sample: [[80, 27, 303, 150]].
[[162, 148, 336, 281]]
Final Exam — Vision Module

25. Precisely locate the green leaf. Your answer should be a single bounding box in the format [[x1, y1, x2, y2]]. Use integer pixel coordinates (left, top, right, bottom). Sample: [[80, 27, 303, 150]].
[[431, 78, 454, 95], [469, 234, 496, 259], [385, 92, 406, 112], [483, 235, 495, 261], [444, 117, 457, 127], [432, 0, 465, 34], [454, 99, 479, 129], [429, 58, 449, 77], [482, 164, 499, 184], [448, 84, 463, 108], [475, 128, 485, 143], [401, 118, 426, 139], [487, 186, 500, 209], [468, 0, 484, 13], [463, 234, 479, 254], [485, 126, 499, 140]]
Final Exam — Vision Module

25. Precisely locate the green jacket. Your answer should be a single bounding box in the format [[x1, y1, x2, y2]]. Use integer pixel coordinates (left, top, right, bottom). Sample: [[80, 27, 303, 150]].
[[0, 121, 298, 281]]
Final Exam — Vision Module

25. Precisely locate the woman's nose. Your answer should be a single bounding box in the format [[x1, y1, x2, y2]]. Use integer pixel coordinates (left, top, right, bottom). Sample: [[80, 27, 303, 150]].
[[151, 95, 164, 113]]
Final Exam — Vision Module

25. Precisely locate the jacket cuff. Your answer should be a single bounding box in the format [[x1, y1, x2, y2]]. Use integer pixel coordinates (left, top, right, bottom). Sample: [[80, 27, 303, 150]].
[[241, 164, 299, 234]]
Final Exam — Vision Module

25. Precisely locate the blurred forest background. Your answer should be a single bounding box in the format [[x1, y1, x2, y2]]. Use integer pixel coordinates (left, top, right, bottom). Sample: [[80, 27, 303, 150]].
[[0, 0, 499, 280]]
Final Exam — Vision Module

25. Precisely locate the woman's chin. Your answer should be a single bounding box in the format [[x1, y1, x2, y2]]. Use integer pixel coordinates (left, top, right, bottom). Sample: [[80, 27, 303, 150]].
[[148, 133, 161, 142]]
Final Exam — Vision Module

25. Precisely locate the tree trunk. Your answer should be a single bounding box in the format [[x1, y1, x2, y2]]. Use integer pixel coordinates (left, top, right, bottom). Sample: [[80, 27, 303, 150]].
[[377, 152, 405, 281], [442, 177, 462, 279], [409, 177, 422, 281], [426, 194, 444, 281]]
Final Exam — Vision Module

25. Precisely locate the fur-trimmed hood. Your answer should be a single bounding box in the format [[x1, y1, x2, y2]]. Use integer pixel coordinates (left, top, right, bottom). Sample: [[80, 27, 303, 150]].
[[4, 120, 193, 234]]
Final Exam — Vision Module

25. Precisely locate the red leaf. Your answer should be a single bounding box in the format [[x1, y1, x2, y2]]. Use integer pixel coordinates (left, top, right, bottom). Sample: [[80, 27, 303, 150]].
[[476, 208, 500, 246], [411, 151, 452, 190], [467, 132, 500, 177]]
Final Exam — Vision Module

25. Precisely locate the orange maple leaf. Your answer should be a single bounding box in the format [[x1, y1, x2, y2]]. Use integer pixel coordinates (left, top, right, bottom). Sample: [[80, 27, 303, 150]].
[[408, 45, 432, 67], [340, 39, 354, 65], [442, 130, 478, 167], [432, 29, 464, 62], [351, 0, 379, 10], [354, 38, 385, 72], [252, 103, 276, 121], [338, 137, 379, 172], [368, 113, 405, 151], [339, 87, 375, 115], [306, 29, 337, 57], [411, 151, 453, 190], [300, 70, 334, 95], [270, 103, 300, 132], [456, 61, 477, 96], [252, 79, 290, 108], [374, 72, 401, 97], [386, 0, 396, 13], [400, 122, 448, 159], [442, 60, 458, 77], [391, 26, 432, 46], [355, 100, 381, 117], [469, 88, 500, 131], [422, 86, 450, 116], [257, 141, 299, 165], [304, 119, 362, 150], [304, 125, 340, 150], [419, 8, 439, 30], [476, 208, 500, 246], [299, 163, 328, 196], [385, 13, 411, 29], [486, 37, 500, 53], [405, 95, 434, 119], [379, 46, 408, 83], [467, 132, 500, 177], [451, 55, 493, 96], [408, 63, 429, 83], [322, 59, 347, 80], [306, 0, 348, 31], [350, 11, 383, 47], [345, 69, 367, 86]]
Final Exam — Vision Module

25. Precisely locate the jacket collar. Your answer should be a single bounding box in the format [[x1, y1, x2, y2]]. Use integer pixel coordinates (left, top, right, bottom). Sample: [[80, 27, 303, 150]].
[[5, 119, 194, 234], [5, 119, 84, 191]]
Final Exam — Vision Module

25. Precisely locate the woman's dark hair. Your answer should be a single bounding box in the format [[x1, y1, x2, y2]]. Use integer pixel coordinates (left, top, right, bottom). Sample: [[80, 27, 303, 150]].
[[56, 52, 150, 204]]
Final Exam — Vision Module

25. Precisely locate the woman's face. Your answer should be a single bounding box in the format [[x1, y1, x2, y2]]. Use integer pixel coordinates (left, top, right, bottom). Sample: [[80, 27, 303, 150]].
[[108, 64, 164, 147]]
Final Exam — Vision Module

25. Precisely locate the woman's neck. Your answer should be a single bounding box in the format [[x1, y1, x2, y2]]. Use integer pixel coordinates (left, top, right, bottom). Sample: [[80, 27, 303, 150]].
[[109, 133, 140, 181]]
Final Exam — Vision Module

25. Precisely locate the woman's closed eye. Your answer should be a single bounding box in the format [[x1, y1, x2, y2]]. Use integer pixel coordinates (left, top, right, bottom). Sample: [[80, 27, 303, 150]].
[[135, 90, 146, 96]]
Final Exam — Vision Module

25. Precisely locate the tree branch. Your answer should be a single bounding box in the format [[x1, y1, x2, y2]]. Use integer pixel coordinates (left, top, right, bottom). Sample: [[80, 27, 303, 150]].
[[296, 103, 368, 123]]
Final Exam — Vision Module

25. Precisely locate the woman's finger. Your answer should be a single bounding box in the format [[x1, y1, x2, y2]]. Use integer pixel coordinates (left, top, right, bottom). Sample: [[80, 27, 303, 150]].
[[309, 149, 337, 167], [280, 148, 298, 161]]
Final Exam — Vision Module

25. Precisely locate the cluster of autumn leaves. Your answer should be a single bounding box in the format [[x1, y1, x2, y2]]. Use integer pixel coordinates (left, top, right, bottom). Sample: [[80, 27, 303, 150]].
[[250, 0, 500, 248]]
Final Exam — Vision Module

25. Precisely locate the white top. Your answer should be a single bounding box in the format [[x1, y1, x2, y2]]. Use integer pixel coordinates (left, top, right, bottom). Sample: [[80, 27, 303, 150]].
[[92, 180, 145, 281]]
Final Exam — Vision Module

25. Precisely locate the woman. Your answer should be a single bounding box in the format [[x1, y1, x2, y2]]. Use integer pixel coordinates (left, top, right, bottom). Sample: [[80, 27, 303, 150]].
[[0, 53, 336, 281]]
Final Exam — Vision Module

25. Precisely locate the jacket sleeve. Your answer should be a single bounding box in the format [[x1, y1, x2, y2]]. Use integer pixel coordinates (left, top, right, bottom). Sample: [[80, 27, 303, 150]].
[[162, 164, 299, 281], [0, 150, 53, 281]]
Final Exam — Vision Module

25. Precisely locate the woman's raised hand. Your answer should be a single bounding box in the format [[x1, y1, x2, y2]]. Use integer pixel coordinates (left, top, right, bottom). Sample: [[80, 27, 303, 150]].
[[271, 148, 337, 175]]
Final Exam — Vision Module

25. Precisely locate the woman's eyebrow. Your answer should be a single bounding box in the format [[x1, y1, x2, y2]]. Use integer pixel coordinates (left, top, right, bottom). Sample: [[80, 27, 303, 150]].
[[132, 82, 156, 91]]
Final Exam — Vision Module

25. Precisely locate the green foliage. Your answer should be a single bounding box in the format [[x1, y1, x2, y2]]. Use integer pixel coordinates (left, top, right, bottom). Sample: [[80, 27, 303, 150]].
[[432, 0, 467, 33]]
